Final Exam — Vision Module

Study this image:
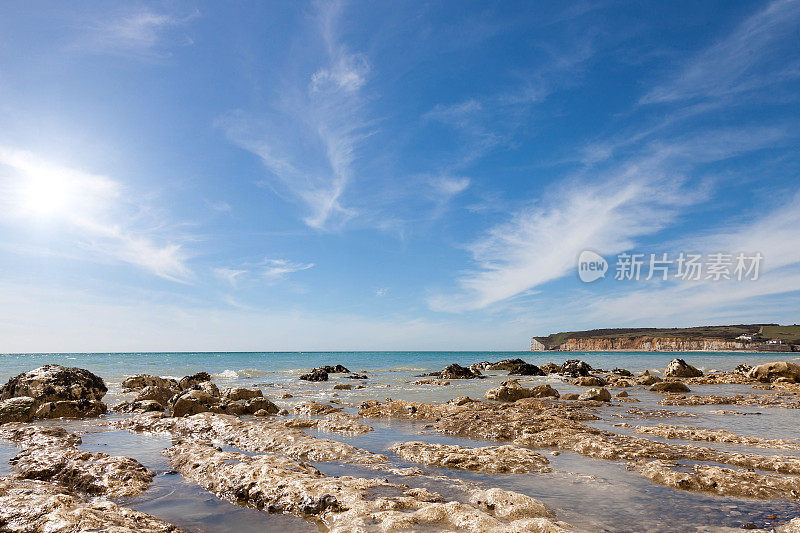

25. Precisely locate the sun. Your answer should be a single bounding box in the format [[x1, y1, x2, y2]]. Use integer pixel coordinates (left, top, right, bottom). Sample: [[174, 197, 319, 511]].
[[20, 172, 71, 216]]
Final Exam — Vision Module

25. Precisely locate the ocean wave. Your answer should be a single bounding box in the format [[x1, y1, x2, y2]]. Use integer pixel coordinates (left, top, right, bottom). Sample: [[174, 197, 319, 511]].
[[237, 368, 270, 378], [212, 368, 271, 380]]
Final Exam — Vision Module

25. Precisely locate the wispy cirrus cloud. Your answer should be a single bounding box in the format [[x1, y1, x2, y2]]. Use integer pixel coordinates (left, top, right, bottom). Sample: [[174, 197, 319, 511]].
[[641, 0, 800, 105], [263, 259, 315, 280], [73, 7, 197, 58], [428, 127, 790, 312], [0, 147, 191, 282], [221, 1, 370, 231]]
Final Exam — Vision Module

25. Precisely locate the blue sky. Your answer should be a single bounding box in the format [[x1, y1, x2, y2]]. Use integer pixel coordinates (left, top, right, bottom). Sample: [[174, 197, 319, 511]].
[[0, 0, 798, 351]]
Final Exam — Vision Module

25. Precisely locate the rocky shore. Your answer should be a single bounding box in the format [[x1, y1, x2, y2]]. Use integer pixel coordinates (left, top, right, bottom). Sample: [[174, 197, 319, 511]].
[[1, 358, 800, 531]]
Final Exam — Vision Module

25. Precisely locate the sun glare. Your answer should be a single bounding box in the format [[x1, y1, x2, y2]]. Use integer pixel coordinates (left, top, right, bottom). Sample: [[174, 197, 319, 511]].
[[20, 172, 71, 216]]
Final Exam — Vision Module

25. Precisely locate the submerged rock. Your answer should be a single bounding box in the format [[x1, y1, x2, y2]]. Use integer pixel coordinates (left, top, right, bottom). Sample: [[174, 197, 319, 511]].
[[0, 479, 183, 533], [664, 358, 703, 378], [748, 361, 800, 383], [485, 380, 558, 402], [649, 381, 690, 393], [390, 441, 551, 474], [0, 365, 107, 404], [412, 378, 451, 386], [332, 384, 352, 390], [633, 424, 800, 450]]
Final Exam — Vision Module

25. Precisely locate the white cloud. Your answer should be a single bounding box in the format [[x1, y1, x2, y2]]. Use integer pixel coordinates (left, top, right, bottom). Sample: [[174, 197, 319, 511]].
[[375, 288, 388, 297], [75, 7, 197, 57], [429, 127, 788, 312], [431, 176, 471, 197], [213, 267, 248, 287], [642, 0, 800, 104], [221, 1, 369, 231], [0, 147, 191, 282], [263, 259, 315, 280]]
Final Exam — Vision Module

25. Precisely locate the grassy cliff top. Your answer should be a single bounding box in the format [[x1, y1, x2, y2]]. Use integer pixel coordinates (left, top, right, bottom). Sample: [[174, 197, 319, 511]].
[[534, 324, 800, 349]]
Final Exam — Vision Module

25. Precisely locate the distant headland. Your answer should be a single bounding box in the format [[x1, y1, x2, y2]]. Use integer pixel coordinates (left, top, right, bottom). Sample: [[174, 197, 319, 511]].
[[531, 324, 800, 352]]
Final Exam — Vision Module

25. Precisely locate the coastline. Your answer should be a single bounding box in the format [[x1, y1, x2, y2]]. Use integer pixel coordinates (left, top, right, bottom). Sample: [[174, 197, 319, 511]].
[[1, 352, 800, 531]]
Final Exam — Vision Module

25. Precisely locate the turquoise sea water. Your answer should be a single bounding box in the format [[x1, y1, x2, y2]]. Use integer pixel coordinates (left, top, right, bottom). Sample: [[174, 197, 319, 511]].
[[1, 350, 795, 384]]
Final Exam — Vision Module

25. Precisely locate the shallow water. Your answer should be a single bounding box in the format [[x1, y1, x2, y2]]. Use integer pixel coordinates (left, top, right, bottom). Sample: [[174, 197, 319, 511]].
[[1, 351, 800, 531]]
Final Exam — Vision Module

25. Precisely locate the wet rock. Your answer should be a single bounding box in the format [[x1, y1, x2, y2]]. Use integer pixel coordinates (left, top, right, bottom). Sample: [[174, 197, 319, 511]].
[[0, 479, 183, 532], [571, 376, 606, 387], [169, 389, 223, 417], [633, 459, 800, 499], [390, 441, 551, 474], [483, 359, 528, 371], [649, 381, 691, 393], [508, 362, 544, 376], [449, 397, 476, 406], [412, 379, 451, 386], [638, 375, 662, 386], [432, 364, 482, 379], [285, 415, 373, 435], [196, 380, 220, 397], [485, 380, 558, 402], [299, 368, 328, 382], [664, 358, 703, 378], [612, 368, 632, 376], [0, 397, 37, 424], [616, 391, 629, 398], [561, 393, 580, 400], [281, 393, 293, 399], [117, 412, 386, 465], [318, 365, 350, 374], [293, 401, 343, 416], [33, 399, 108, 419], [470, 362, 491, 373], [734, 363, 753, 375], [114, 399, 165, 413], [332, 384, 352, 390], [748, 361, 800, 383], [241, 397, 278, 415], [559, 360, 592, 377], [0, 365, 107, 404], [164, 441, 564, 532], [223, 387, 262, 401], [136, 385, 178, 406], [634, 424, 800, 450], [0, 424, 154, 498], [540, 362, 561, 374], [345, 373, 368, 379], [178, 371, 211, 390], [122, 374, 179, 392], [469, 488, 553, 520], [577, 388, 611, 402]]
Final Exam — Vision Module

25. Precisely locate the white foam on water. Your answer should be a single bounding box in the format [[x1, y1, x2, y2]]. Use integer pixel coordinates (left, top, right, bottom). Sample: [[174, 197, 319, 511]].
[[213, 369, 238, 380]]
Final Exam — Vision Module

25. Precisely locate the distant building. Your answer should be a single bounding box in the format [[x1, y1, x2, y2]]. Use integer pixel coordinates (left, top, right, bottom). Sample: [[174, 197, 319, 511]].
[[766, 339, 784, 344], [530, 338, 546, 351]]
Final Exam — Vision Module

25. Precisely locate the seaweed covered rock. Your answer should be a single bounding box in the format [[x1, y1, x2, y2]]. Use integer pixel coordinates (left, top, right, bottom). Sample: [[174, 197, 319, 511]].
[[33, 400, 107, 419], [560, 360, 592, 377], [485, 380, 558, 402], [300, 368, 329, 382], [178, 372, 211, 390], [508, 362, 545, 376], [1, 365, 107, 404]]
